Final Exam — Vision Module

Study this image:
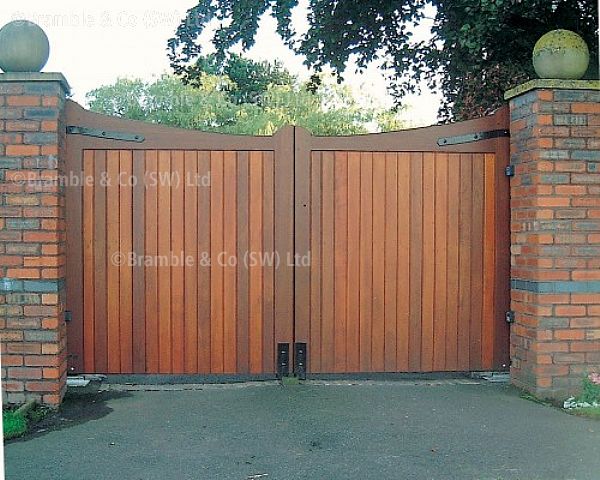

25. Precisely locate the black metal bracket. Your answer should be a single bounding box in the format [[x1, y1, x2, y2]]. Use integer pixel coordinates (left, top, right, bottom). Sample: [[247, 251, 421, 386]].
[[505, 311, 515, 324], [67, 126, 145, 143], [437, 129, 510, 147], [294, 342, 307, 380], [505, 165, 515, 177], [64, 310, 72, 323], [276, 343, 290, 379]]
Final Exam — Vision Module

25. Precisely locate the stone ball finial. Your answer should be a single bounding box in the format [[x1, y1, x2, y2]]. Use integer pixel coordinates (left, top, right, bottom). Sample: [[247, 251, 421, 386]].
[[532, 29, 590, 80], [0, 20, 50, 73]]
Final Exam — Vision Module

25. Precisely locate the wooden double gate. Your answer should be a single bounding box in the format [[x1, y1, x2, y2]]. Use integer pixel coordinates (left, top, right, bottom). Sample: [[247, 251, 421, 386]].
[[65, 101, 510, 376]]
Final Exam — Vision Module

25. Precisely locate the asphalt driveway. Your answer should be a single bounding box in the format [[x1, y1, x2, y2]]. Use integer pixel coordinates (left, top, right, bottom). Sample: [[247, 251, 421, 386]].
[[5, 379, 600, 480]]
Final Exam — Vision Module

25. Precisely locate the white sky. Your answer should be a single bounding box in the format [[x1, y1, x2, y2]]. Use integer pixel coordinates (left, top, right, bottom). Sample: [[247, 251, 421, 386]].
[[0, 0, 442, 127]]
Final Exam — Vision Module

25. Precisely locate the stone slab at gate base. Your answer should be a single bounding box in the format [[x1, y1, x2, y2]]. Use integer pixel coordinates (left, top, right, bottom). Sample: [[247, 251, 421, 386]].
[[0, 72, 70, 407], [506, 79, 600, 400]]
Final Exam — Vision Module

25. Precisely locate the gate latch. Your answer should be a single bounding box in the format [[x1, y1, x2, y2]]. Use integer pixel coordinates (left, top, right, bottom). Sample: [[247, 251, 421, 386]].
[[437, 129, 509, 146]]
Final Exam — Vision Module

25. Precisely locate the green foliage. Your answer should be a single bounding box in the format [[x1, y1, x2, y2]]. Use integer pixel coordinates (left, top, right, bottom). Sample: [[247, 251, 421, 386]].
[[571, 407, 600, 420], [183, 53, 295, 104], [168, 0, 599, 121], [3, 410, 27, 440], [86, 74, 402, 135], [579, 376, 600, 404]]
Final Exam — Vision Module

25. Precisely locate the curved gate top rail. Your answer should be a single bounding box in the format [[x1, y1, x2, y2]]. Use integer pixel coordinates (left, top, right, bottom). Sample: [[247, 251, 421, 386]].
[[65, 99, 508, 152]]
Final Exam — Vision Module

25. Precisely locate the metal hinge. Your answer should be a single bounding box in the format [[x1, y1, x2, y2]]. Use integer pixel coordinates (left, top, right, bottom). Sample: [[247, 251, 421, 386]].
[[67, 126, 145, 143], [505, 311, 515, 324], [437, 129, 510, 146], [64, 310, 72, 323], [505, 165, 515, 177]]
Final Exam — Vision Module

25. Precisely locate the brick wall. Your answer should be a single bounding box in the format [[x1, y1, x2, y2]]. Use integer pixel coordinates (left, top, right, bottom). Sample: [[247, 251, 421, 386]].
[[0, 73, 69, 406], [508, 81, 600, 399]]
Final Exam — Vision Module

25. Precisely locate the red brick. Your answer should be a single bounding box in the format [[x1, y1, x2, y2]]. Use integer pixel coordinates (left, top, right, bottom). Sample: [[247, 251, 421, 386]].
[[8, 367, 42, 379], [25, 355, 60, 367], [5, 120, 39, 131], [2, 355, 24, 366], [5, 268, 40, 279], [7, 95, 41, 107], [571, 342, 600, 352], [572, 103, 600, 114], [5, 145, 40, 156], [572, 270, 600, 281], [554, 330, 585, 341], [555, 305, 586, 317], [25, 381, 61, 392]]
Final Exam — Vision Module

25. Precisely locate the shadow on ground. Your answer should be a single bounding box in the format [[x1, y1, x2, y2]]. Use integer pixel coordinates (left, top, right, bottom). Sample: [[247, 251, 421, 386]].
[[7, 390, 131, 444]]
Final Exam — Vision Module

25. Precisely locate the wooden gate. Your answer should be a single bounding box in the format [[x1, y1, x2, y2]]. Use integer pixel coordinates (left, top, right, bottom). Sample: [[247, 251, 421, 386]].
[[294, 107, 510, 373], [65, 101, 509, 376]]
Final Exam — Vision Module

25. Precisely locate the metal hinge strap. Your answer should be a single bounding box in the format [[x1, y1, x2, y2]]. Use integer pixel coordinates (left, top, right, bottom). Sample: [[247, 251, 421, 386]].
[[67, 126, 145, 143], [437, 129, 510, 146]]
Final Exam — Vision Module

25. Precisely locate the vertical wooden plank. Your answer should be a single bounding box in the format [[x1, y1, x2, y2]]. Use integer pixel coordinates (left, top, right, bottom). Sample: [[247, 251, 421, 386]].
[[457, 154, 472, 371], [359, 152, 373, 372], [197, 151, 212, 372], [346, 152, 361, 372], [249, 151, 263, 373], [433, 154, 448, 371], [309, 152, 322, 372], [334, 152, 348, 372], [262, 151, 275, 373], [184, 151, 198, 373], [82, 151, 95, 372], [93, 151, 107, 372], [372, 153, 386, 372], [119, 150, 133, 373], [170, 151, 185, 373], [321, 151, 335, 372], [132, 150, 146, 373], [494, 132, 511, 369], [273, 126, 295, 349], [482, 154, 496, 370], [210, 151, 225, 373], [223, 151, 238, 373], [294, 128, 312, 350], [396, 153, 410, 371], [106, 150, 121, 372], [157, 150, 172, 373], [66, 148, 83, 372], [236, 151, 250, 374], [470, 154, 485, 370], [421, 153, 435, 372], [145, 151, 159, 373], [384, 153, 398, 372], [445, 153, 460, 371], [408, 153, 423, 372]]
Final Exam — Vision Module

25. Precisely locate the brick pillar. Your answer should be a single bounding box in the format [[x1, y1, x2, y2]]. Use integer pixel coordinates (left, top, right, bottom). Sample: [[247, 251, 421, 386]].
[[507, 79, 600, 399], [0, 73, 70, 406]]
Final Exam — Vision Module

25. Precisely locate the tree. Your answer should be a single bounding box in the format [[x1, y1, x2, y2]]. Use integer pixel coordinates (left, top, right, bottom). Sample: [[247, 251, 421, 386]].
[[86, 74, 402, 135], [183, 53, 295, 104], [168, 0, 599, 121]]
